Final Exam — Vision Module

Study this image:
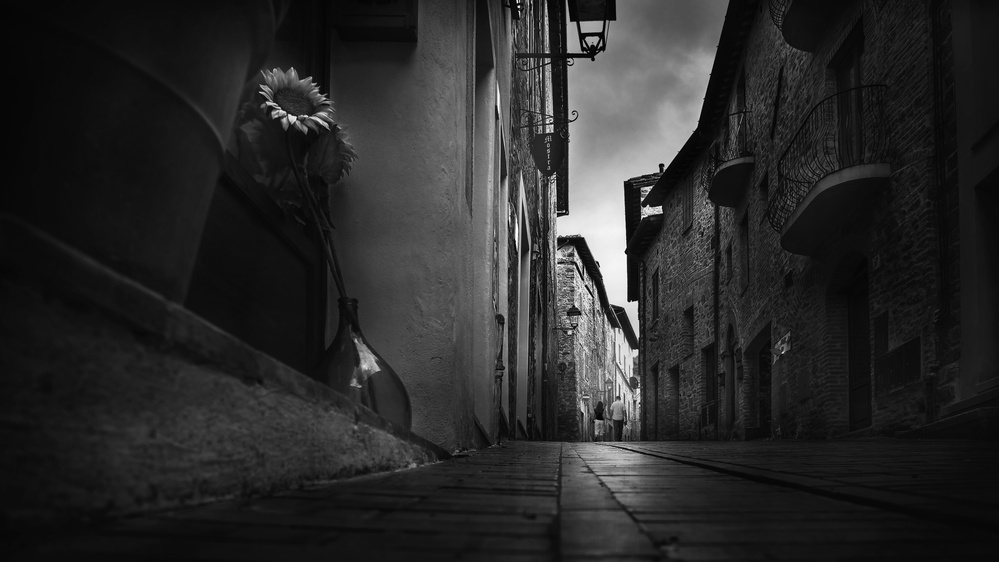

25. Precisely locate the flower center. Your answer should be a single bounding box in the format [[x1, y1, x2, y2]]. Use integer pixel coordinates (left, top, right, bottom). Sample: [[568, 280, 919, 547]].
[[274, 89, 314, 116]]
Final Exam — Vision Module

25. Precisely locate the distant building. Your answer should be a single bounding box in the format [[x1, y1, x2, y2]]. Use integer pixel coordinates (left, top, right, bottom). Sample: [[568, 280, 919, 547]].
[[612, 305, 640, 440], [623, 166, 665, 440], [631, 0, 998, 440], [556, 235, 638, 441]]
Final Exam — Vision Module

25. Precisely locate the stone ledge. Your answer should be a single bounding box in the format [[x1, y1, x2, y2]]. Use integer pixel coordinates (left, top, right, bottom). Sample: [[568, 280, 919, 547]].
[[0, 213, 449, 529], [896, 407, 999, 439]]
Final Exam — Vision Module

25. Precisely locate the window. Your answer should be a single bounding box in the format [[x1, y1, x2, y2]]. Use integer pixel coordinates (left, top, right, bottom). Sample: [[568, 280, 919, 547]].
[[725, 242, 733, 283], [703, 344, 717, 404], [736, 71, 747, 113], [739, 213, 750, 291], [831, 25, 865, 166], [769, 66, 784, 140], [701, 344, 718, 428], [682, 306, 695, 357], [651, 268, 660, 324]]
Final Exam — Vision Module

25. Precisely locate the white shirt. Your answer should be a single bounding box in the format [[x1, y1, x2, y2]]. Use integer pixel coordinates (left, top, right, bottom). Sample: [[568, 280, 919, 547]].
[[610, 400, 626, 421]]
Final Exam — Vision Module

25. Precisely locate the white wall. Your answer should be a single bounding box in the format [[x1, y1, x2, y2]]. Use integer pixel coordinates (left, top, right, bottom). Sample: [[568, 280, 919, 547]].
[[327, 1, 514, 451]]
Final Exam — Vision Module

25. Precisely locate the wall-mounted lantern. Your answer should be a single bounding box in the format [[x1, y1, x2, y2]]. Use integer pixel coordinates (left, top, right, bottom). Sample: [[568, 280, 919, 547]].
[[503, 1, 524, 20], [568, 0, 616, 60], [515, 0, 617, 63], [560, 304, 582, 335]]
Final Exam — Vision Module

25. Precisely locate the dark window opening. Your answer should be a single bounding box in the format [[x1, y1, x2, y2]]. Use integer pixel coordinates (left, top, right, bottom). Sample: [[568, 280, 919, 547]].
[[738, 214, 750, 291], [769, 66, 784, 140]]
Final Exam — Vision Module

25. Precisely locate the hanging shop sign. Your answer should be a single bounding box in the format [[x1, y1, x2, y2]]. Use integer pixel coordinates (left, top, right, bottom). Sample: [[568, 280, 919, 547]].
[[530, 132, 567, 176]]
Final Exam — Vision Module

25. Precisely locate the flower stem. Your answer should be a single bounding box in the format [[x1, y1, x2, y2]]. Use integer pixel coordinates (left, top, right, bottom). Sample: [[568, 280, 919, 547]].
[[285, 132, 348, 299]]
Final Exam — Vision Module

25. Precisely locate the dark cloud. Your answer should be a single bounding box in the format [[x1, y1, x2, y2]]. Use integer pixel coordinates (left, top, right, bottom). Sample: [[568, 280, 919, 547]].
[[559, 0, 727, 327]]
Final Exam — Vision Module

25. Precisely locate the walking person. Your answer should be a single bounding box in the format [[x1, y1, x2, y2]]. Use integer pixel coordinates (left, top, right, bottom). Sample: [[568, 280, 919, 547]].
[[610, 395, 627, 441], [593, 401, 606, 442]]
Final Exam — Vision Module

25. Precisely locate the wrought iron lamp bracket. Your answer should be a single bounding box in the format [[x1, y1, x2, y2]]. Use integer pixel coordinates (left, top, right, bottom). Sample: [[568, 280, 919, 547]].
[[516, 55, 575, 72], [516, 108, 578, 133]]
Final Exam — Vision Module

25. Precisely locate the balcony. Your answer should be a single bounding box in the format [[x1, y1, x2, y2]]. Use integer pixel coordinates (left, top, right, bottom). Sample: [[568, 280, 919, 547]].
[[769, 0, 843, 52], [766, 85, 890, 255], [708, 111, 754, 207]]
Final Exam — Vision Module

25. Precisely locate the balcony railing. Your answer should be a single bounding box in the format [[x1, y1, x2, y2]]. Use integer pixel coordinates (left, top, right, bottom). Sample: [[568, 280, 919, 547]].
[[768, 0, 791, 32], [708, 111, 754, 207], [712, 110, 752, 165], [770, 0, 794, 29], [766, 85, 889, 235]]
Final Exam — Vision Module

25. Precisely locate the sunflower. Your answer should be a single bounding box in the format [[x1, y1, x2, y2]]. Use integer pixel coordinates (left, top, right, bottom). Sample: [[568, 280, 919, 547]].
[[258, 67, 335, 134]]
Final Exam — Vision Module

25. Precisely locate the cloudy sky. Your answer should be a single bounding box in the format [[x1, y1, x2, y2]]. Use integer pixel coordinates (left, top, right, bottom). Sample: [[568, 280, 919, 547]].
[[556, 0, 728, 330]]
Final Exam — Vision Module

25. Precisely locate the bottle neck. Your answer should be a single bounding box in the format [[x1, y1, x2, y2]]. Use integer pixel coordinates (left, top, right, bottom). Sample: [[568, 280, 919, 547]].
[[338, 297, 360, 327]]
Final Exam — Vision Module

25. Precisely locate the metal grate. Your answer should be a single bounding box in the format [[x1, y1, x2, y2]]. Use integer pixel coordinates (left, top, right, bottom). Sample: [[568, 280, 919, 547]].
[[768, 0, 792, 31]]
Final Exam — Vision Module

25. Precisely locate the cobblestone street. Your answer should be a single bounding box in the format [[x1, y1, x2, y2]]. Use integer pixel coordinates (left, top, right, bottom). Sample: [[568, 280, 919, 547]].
[[15, 440, 998, 561]]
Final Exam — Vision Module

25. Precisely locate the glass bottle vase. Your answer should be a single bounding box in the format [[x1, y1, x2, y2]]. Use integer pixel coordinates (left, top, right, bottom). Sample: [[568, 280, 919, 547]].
[[315, 298, 413, 431]]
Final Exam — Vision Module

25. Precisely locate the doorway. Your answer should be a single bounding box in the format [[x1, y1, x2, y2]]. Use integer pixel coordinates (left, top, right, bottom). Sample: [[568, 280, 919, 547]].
[[757, 343, 772, 437], [651, 362, 660, 439], [724, 325, 738, 435], [833, 26, 865, 167], [846, 267, 872, 431], [668, 365, 680, 439]]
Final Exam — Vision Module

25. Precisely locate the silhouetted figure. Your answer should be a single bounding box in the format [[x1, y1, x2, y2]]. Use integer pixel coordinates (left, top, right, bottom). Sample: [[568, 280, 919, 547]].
[[594, 401, 606, 441], [610, 396, 627, 441]]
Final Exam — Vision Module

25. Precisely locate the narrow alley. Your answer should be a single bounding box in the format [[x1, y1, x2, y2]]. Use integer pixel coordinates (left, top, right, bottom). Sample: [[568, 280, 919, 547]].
[[17, 440, 999, 561], [7, 2, 999, 561]]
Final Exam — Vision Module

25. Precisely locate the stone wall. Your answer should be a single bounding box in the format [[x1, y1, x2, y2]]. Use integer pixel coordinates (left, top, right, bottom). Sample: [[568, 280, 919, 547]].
[[638, 0, 963, 439], [556, 238, 620, 441]]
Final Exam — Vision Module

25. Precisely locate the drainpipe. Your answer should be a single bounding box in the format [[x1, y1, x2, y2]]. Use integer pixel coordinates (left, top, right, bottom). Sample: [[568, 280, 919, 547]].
[[640, 259, 648, 441], [494, 314, 506, 444], [712, 200, 721, 441]]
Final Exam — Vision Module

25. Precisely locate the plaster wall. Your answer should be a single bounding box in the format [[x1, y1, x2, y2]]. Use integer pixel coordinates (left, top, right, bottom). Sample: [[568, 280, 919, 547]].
[[328, 1, 478, 451], [0, 218, 443, 528]]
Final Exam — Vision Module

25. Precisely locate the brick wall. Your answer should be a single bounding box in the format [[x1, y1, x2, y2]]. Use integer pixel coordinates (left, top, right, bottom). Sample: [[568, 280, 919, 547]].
[[638, 0, 960, 439]]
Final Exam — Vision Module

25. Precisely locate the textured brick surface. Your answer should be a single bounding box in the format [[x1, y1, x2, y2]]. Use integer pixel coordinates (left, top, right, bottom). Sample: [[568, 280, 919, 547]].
[[638, 0, 966, 440]]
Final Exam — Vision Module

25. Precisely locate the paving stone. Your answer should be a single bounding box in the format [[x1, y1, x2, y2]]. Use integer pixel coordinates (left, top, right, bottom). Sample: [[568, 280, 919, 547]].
[[11, 440, 999, 561]]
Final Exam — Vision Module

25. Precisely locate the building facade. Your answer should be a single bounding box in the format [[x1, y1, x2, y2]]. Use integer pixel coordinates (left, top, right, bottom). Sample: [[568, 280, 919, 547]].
[[631, 0, 998, 440], [555, 235, 638, 441], [4, 0, 572, 529], [624, 167, 665, 440], [612, 305, 641, 440]]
